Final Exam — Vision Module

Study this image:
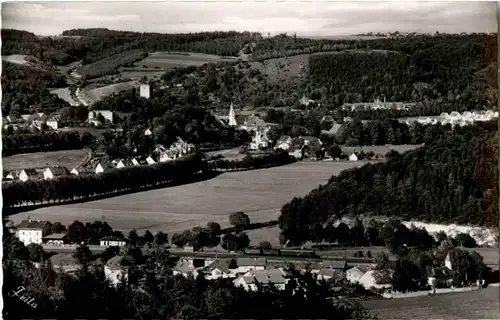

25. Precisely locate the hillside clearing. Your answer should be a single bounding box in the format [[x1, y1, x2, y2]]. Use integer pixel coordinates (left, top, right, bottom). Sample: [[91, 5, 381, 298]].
[[85, 80, 142, 102], [3, 149, 90, 171], [50, 87, 80, 106], [8, 161, 374, 233]]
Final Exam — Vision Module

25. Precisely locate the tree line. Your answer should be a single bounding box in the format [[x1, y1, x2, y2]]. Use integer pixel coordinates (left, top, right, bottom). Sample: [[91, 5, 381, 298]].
[[208, 150, 296, 171], [3, 223, 373, 319], [2, 153, 207, 208], [2, 130, 93, 156], [278, 121, 498, 245]]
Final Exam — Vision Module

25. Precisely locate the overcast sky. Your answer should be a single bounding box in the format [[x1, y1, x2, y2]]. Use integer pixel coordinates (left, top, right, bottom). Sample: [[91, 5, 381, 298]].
[[2, 1, 497, 37]]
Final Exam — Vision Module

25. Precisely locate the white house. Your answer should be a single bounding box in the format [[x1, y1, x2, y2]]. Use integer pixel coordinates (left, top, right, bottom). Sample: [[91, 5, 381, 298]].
[[70, 167, 92, 176], [19, 169, 40, 182], [43, 167, 70, 180], [249, 129, 269, 150], [100, 236, 127, 247], [140, 84, 151, 99], [357, 270, 392, 291], [173, 260, 201, 278], [160, 151, 177, 162], [88, 110, 114, 125], [46, 115, 60, 130], [346, 266, 371, 284], [233, 269, 287, 291], [144, 128, 153, 136], [199, 259, 238, 280], [115, 159, 133, 169], [288, 146, 303, 159], [16, 219, 52, 246], [104, 255, 134, 286], [274, 135, 292, 151], [145, 155, 157, 165], [131, 157, 148, 166], [95, 163, 114, 174], [349, 153, 358, 161], [236, 257, 267, 273]]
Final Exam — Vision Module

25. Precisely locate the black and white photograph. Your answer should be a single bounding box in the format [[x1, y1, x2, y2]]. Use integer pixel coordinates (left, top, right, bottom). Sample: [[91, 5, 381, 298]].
[[1, 1, 499, 318]]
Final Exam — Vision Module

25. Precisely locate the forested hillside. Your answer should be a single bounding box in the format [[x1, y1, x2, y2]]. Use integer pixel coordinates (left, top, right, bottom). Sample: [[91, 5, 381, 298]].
[[278, 121, 498, 245], [1, 61, 68, 115]]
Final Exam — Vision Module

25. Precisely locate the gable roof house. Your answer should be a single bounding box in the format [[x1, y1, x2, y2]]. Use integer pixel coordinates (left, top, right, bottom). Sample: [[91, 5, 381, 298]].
[[43, 166, 70, 180], [70, 167, 93, 176], [88, 110, 114, 126], [49, 253, 81, 273], [46, 114, 61, 130], [16, 219, 52, 245], [105, 255, 135, 286], [115, 159, 134, 169], [200, 259, 238, 280], [131, 157, 148, 166], [95, 163, 114, 174], [274, 135, 293, 151], [346, 265, 372, 283], [19, 169, 42, 182], [233, 269, 288, 291], [146, 154, 159, 165], [236, 257, 267, 273], [43, 233, 68, 245], [144, 128, 153, 136]]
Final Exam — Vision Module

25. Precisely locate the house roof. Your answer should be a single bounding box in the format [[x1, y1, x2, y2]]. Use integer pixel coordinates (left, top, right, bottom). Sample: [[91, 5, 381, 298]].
[[243, 269, 286, 285], [21, 169, 38, 176], [106, 255, 134, 268], [237, 257, 267, 267], [17, 220, 50, 230], [173, 261, 196, 274], [46, 166, 69, 176], [96, 163, 114, 170], [43, 233, 67, 240], [101, 236, 127, 242], [117, 159, 134, 167], [429, 267, 454, 278], [317, 268, 345, 280], [204, 259, 232, 273], [348, 265, 372, 274], [50, 253, 79, 267], [276, 135, 292, 144]]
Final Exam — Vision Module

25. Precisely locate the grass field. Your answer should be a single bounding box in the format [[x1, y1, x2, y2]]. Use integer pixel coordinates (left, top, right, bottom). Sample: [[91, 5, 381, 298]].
[[85, 81, 141, 102], [362, 286, 499, 319], [50, 87, 80, 106], [9, 161, 373, 234], [134, 52, 237, 70], [3, 149, 90, 171]]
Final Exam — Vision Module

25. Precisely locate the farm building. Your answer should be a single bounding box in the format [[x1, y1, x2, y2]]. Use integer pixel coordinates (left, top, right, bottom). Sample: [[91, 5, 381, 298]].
[[198, 259, 238, 280], [357, 270, 393, 291], [46, 114, 61, 130], [249, 129, 270, 150], [131, 157, 148, 166], [146, 155, 159, 165], [346, 266, 372, 283], [43, 166, 70, 180], [43, 233, 68, 245], [349, 153, 358, 161], [16, 219, 52, 246], [144, 128, 153, 136], [100, 236, 127, 247], [160, 151, 179, 162], [233, 269, 287, 291]]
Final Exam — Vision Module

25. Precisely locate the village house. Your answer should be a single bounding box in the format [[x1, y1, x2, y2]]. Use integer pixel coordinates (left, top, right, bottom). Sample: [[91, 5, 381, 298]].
[[43, 166, 70, 180], [115, 159, 134, 169], [233, 269, 288, 291], [21, 114, 33, 121], [199, 259, 238, 280], [288, 146, 303, 159], [299, 95, 315, 107], [357, 270, 393, 292], [46, 115, 61, 130], [321, 123, 343, 136], [346, 265, 372, 283], [274, 135, 293, 151], [249, 129, 270, 150], [19, 169, 41, 182], [16, 219, 52, 246], [140, 84, 151, 99], [173, 260, 201, 278], [5, 170, 18, 180], [146, 154, 159, 165], [100, 236, 128, 247], [427, 266, 455, 288], [49, 253, 81, 274], [144, 128, 153, 136], [131, 157, 148, 166], [236, 257, 267, 273], [88, 110, 114, 126], [95, 163, 114, 174], [349, 153, 359, 161], [160, 150, 178, 162], [105, 255, 134, 286], [43, 233, 68, 245], [70, 167, 93, 176]]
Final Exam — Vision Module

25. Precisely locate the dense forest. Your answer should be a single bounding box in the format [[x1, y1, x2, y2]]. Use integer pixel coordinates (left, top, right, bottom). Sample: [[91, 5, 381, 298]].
[[278, 121, 498, 245], [1, 61, 68, 116]]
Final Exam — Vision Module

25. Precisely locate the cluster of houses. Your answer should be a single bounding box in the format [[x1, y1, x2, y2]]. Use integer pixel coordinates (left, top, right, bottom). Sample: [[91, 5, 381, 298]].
[[341, 98, 417, 112], [4, 137, 195, 182], [399, 110, 499, 127]]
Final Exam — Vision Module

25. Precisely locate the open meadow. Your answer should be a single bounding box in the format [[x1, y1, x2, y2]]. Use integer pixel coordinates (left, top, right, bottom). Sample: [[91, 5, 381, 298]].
[[85, 80, 142, 102], [362, 286, 499, 319], [133, 52, 237, 69], [3, 149, 90, 171], [8, 161, 374, 234]]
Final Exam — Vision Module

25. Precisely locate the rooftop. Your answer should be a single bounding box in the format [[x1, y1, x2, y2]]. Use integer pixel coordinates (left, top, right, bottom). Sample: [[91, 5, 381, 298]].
[[17, 219, 50, 230], [237, 257, 267, 267], [242, 269, 286, 285], [43, 233, 67, 240]]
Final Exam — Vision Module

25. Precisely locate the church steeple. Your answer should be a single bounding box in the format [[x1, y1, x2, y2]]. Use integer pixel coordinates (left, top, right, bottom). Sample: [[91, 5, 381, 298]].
[[228, 103, 237, 126]]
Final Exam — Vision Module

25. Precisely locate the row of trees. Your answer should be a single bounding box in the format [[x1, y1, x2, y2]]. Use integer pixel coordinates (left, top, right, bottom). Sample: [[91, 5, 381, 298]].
[[3, 224, 373, 319], [2, 153, 206, 207], [278, 121, 498, 245], [208, 151, 296, 171], [2, 130, 93, 156]]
